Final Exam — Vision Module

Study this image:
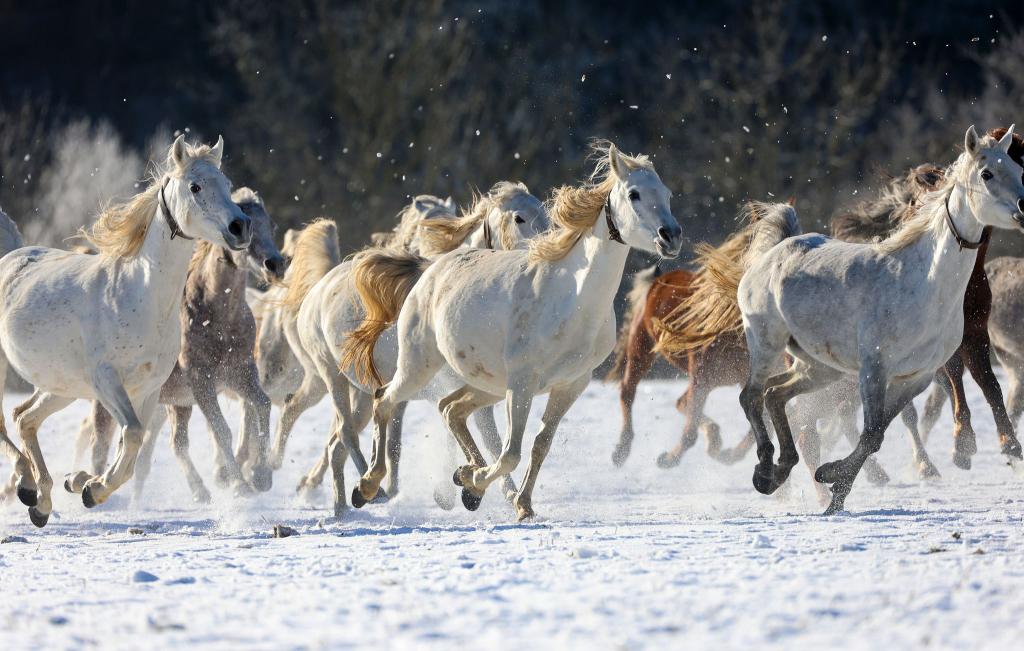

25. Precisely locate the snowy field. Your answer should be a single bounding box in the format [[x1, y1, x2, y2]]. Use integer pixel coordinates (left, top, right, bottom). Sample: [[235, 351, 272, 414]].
[[2, 375, 1024, 650]]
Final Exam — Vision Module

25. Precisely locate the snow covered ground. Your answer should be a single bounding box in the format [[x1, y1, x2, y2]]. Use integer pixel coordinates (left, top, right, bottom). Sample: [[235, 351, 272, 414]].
[[2, 376, 1023, 650]]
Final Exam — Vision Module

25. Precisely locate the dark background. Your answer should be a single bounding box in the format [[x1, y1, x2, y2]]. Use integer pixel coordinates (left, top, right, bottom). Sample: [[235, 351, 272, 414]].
[[3, 0, 1024, 262]]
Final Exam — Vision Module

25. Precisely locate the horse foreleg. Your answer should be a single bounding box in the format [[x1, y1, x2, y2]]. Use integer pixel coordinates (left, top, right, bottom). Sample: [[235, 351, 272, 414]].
[[270, 375, 326, 470], [227, 360, 274, 491], [168, 405, 211, 503], [963, 335, 1022, 460], [15, 392, 73, 527], [473, 406, 518, 502], [90, 402, 115, 476], [943, 354, 976, 470], [0, 392, 36, 510], [383, 398, 405, 499], [191, 377, 248, 493], [459, 381, 534, 504], [612, 325, 656, 467], [515, 375, 588, 521]]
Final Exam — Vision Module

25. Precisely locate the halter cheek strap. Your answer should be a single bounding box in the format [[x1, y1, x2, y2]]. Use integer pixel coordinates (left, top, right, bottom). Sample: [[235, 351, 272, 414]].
[[944, 190, 989, 250], [482, 219, 494, 249], [159, 179, 195, 241], [605, 194, 625, 244]]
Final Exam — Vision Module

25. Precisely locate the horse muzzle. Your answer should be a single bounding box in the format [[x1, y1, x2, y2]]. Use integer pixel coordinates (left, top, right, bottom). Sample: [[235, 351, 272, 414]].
[[655, 225, 684, 259], [223, 216, 252, 251]]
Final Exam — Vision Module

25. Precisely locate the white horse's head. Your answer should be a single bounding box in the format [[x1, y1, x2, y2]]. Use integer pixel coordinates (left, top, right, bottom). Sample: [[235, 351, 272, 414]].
[[165, 134, 252, 250], [606, 144, 682, 257], [962, 125, 1024, 230], [481, 182, 549, 249]]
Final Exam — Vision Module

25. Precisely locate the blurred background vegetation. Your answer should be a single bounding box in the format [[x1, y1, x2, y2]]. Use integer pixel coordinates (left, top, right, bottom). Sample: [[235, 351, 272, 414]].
[[3, 0, 1024, 265]]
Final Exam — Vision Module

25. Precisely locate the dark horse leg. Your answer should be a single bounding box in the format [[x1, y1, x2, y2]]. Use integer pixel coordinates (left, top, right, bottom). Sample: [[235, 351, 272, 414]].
[[656, 369, 711, 469], [942, 353, 978, 470], [962, 332, 1022, 460], [611, 322, 657, 467]]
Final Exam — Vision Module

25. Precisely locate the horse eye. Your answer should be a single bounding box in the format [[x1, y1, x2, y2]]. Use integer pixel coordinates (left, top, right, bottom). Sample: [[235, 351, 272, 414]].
[[189, 183, 201, 194], [514, 214, 525, 224], [981, 170, 993, 181], [628, 190, 640, 202]]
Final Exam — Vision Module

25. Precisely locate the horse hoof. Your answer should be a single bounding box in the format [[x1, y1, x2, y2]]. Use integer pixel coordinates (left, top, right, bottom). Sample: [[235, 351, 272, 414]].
[[250, 467, 273, 493], [16, 486, 38, 508], [370, 489, 390, 505], [433, 486, 456, 511], [28, 507, 49, 528], [656, 452, 681, 469], [350, 487, 368, 509], [752, 468, 777, 495], [952, 453, 972, 471], [452, 469, 464, 487], [193, 488, 212, 505], [82, 485, 97, 509], [1001, 438, 1024, 460], [461, 488, 482, 511], [918, 460, 941, 480], [611, 445, 630, 468]]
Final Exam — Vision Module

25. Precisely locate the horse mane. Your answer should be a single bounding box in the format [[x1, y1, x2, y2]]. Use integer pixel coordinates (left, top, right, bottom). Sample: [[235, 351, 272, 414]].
[[831, 164, 944, 243], [231, 186, 263, 210], [279, 218, 341, 313], [655, 201, 801, 353], [186, 240, 218, 278], [416, 181, 533, 256], [390, 194, 456, 252], [529, 141, 653, 264], [81, 141, 221, 258]]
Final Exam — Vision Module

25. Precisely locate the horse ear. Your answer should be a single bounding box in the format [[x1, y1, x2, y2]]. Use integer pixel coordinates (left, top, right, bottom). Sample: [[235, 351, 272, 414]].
[[209, 135, 224, 169], [444, 196, 455, 211], [169, 134, 187, 169], [609, 144, 628, 180], [965, 125, 981, 156], [414, 197, 432, 214], [998, 124, 1016, 153]]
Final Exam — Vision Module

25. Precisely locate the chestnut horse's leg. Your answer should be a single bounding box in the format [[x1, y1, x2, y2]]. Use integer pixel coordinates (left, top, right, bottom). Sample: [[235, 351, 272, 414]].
[[611, 322, 657, 467], [962, 333, 1022, 459], [941, 352, 979, 470], [657, 364, 710, 469]]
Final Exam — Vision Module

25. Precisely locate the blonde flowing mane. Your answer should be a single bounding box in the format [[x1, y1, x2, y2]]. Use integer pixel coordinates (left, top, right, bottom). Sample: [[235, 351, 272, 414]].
[[656, 201, 800, 354], [876, 150, 970, 254], [416, 181, 534, 256], [529, 142, 653, 264], [81, 141, 221, 258], [280, 218, 341, 313]]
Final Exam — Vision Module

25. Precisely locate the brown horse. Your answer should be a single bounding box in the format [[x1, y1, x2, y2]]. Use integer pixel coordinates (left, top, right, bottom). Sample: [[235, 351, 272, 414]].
[[607, 267, 753, 468]]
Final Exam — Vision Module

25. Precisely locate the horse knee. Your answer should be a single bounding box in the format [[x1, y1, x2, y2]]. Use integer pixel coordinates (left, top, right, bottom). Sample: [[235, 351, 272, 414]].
[[739, 385, 763, 415]]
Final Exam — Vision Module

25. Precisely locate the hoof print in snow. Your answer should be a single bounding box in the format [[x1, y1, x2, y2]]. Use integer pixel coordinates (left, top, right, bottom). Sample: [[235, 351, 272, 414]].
[[131, 570, 160, 583], [273, 525, 298, 538]]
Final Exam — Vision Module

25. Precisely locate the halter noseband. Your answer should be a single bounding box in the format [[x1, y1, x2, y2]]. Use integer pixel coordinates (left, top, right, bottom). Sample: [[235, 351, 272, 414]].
[[159, 178, 195, 241], [944, 188, 989, 250], [605, 194, 625, 244]]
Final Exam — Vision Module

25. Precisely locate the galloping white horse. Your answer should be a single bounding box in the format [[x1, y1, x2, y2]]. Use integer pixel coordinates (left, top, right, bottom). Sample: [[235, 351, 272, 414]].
[[0, 135, 252, 526], [278, 183, 548, 518], [736, 126, 1024, 514], [347, 143, 683, 520]]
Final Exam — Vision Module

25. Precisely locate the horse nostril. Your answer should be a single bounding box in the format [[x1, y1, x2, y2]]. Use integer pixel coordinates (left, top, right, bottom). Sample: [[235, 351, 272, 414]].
[[264, 256, 284, 276], [657, 227, 672, 242], [228, 218, 247, 238], [1018, 198, 1024, 215]]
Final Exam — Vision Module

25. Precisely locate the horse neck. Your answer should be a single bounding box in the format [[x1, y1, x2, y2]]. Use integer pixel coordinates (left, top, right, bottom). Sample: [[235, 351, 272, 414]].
[[553, 205, 630, 319], [132, 197, 197, 321], [464, 223, 489, 249], [903, 184, 983, 304]]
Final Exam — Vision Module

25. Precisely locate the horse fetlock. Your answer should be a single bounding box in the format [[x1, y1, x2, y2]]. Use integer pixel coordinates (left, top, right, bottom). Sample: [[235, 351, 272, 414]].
[[611, 440, 632, 467], [513, 493, 534, 521], [1000, 434, 1023, 459], [916, 456, 941, 479], [655, 450, 682, 469], [63, 471, 90, 494], [752, 462, 779, 495]]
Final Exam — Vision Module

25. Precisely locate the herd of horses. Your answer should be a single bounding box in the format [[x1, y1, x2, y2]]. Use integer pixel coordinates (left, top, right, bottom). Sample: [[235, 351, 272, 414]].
[[0, 126, 1022, 528]]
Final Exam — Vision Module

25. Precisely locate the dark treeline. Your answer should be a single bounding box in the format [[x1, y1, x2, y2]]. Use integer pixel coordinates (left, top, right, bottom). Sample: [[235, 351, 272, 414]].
[[2, 0, 1024, 260]]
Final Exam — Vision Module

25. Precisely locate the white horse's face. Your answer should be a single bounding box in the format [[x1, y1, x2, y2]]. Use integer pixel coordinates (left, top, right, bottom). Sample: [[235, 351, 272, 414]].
[[167, 135, 252, 251], [607, 148, 682, 258], [964, 125, 1024, 230], [492, 191, 549, 242]]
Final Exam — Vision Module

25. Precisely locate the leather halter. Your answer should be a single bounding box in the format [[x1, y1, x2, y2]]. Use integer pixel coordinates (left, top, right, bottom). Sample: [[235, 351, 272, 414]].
[[159, 179, 194, 241], [944, 190, 989, 250], [605, 194, 624, 244]]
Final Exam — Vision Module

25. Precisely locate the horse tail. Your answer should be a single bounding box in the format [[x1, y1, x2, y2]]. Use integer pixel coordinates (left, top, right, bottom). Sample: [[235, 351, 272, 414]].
[[0, 207, 24, 258], [279, 219, 340, 314], [341, 249, 430, 387], [655, 201, 800, 354], [605, 265, 660, 382]]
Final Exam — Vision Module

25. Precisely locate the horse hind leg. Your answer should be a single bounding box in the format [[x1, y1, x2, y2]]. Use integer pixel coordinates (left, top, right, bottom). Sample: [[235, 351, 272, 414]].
[[16, 392, 74, 527], [168, 406, 211, 503], [963, 335, 1022, 461], [439, 386, 502, 512], [657, 373, 710, 469], [473, 406, 518, 502]]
